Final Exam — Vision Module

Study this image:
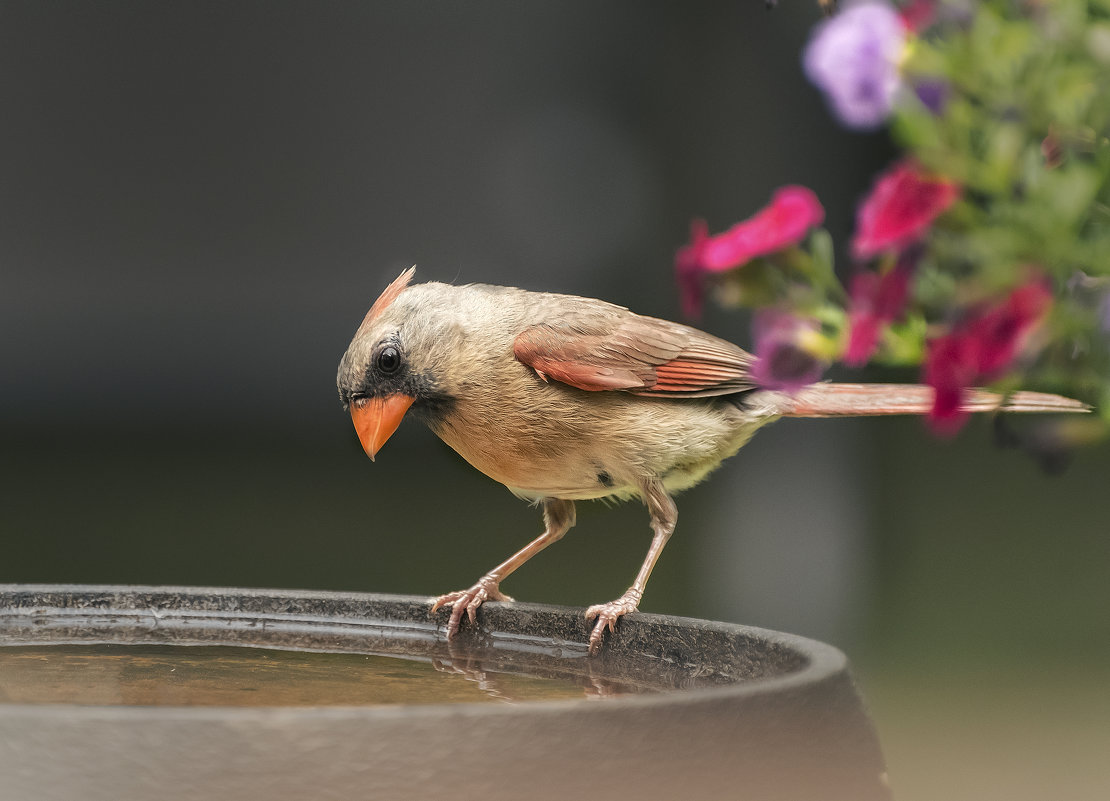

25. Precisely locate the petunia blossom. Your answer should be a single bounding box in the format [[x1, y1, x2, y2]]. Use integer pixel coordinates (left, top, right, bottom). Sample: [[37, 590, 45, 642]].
[[923, 332, 980, 434], [750, 309, 828, 393], [898, 0, 937, 33], [852, 160, 959, 259], [676, 219, 710, 317], [675, 186, 825, 317], [924, 282, 1053, 433], [699, 186, 825, 271], [913, 79, 949, 115], [963, 283, 1053, 376], [843, 258, 913, 366], [1041, 130, 1064, 169], [803, 0, 907, 130]]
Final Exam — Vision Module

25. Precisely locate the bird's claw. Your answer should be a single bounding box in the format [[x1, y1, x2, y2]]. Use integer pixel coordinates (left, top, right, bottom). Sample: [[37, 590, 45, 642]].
[[431, 576, 513, 639], [584, 590, 642, 656]]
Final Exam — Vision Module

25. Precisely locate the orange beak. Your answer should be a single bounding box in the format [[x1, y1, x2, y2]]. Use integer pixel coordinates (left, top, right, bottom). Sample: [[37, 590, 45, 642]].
[[350, 393, 415, 461]]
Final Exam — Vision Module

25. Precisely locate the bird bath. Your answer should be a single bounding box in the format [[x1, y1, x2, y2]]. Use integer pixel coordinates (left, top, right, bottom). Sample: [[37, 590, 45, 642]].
[[0, 585, 889, 801]]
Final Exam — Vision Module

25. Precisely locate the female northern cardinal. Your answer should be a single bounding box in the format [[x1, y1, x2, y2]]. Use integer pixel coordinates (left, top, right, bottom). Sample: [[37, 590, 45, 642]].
[[337, 267, 1085, 654]]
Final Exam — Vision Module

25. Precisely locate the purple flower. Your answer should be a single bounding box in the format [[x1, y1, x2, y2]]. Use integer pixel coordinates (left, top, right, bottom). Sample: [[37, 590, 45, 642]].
[[913, 79, 950, 115], [803, 1, 907, 130], [751, 310, 828, 393]]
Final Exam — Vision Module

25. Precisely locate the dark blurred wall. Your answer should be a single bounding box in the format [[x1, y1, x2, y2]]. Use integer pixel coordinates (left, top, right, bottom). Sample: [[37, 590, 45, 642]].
[[0, 1, 883, 426], [2, 2, 1106, 667]]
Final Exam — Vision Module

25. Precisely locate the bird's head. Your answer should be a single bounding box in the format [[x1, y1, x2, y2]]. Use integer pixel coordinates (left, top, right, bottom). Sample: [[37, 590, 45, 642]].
[[337, 267, 461, 460]]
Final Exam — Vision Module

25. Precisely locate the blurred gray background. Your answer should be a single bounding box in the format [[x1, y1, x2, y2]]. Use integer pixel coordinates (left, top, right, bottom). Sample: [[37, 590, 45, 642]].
[[1, 3, 1107, 799]]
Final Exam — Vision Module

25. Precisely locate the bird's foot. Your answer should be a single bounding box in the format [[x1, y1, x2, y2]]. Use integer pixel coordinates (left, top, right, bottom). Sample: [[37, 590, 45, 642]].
[[584, 589, 642, 656], [431, 576, 514, 639]]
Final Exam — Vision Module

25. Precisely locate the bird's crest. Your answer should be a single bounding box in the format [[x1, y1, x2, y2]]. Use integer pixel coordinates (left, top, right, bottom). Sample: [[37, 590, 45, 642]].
[[357, 266, 416, 335]]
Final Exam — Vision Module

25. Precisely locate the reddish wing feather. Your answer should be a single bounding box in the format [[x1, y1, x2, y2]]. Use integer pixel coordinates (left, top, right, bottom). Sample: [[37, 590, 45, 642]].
[[513, 311, 755, 398]]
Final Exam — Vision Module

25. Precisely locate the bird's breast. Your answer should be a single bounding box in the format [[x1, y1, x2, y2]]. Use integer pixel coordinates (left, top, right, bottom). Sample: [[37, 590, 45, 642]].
[[428, 388, 624, 499], [424, 375, 769, 502]]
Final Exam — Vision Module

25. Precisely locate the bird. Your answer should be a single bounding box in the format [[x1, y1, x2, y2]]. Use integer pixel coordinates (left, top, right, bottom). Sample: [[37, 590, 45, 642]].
[[336, 267, 1087, 654]]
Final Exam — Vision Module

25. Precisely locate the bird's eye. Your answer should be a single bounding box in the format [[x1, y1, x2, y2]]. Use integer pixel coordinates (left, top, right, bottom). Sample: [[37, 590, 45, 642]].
[[376, 345, 402, 374]]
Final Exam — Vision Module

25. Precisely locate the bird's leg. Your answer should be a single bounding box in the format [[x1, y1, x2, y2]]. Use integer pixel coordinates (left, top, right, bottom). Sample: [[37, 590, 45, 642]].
[[432, 498, 576, 639], [585, 478, 677, 655]]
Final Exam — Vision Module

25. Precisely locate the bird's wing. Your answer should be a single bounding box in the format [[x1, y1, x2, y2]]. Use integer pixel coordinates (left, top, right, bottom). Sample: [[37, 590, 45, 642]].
[[512, 309, 756, 398]]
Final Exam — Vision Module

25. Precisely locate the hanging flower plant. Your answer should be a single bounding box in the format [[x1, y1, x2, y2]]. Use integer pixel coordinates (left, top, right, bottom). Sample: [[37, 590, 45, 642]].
[[676, 0, 1110, 445]]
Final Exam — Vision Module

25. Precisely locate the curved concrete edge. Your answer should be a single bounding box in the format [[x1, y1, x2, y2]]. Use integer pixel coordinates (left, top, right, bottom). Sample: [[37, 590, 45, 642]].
[[0, 584, 890, 801]]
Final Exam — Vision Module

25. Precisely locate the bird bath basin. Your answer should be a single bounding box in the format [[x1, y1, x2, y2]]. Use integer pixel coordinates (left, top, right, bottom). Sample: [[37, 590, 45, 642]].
[[0, 585, 889, 801]]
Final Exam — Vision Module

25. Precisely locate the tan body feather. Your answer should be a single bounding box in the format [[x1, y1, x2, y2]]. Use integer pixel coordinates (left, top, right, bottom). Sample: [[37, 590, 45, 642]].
[[388, 282, 769, 500]]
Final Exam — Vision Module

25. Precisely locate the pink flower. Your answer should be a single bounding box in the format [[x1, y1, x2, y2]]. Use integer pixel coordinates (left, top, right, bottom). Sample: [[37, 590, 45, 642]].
[[701, 186, 825, 271], [965, 283, 1053, 375], [676, 219, 710, 317], [852, 161, 959, 259], [924, 282, 1052, 433], [751, 310, 828, 393], [924, 333, 983, 434], [899, 0, 937, 33], [676, 186, 825, 317], [843, 247, 918, 366]]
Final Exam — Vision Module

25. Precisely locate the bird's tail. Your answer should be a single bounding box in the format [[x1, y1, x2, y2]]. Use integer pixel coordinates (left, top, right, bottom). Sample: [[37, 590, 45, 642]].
[[772, 383, 1089, 418]]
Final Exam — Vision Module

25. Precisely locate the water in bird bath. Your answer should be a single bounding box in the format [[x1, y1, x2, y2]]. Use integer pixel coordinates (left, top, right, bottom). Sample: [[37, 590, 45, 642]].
[[0, 644, 652, 707]]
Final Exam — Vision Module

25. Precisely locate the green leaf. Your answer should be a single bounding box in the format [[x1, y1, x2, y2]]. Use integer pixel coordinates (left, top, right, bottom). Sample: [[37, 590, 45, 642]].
[[807, 228, 839, 292]]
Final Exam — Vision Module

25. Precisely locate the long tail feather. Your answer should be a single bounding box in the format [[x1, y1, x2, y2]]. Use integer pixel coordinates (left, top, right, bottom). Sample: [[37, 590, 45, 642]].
[[774, 383, 1089, 418]]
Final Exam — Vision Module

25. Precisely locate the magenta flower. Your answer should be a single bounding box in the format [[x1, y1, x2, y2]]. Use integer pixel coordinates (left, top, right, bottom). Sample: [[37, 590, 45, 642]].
[[676, 219, 710, 317], [898, 0, 938, 33], [852, 161, 959, 259], [923, 333, 980, 434], [751, 310, 828, 393], [924, 282, 1053, 432], [965, 283, 1053, 376], [843, 260, 913, 366], [803, 0, 907, 130], [676, 186, 825, 317], [700, 186, 825, 271]]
